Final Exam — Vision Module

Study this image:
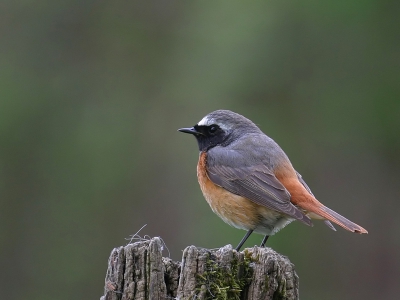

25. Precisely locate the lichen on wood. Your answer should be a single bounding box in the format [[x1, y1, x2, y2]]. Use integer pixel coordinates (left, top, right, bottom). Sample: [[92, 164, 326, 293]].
[[100, 237, 299, 300]]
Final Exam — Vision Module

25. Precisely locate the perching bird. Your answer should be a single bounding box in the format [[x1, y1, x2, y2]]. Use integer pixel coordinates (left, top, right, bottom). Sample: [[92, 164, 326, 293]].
[[178, 110, 368, 251]]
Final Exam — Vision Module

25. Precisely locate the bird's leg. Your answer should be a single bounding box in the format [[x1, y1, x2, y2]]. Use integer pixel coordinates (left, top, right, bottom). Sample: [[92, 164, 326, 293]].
[[235, 229, 253, 251], [260, 235, 269, 247]]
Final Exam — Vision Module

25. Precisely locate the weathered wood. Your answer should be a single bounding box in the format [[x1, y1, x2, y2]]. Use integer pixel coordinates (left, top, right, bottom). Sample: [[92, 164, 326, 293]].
[[100, 237, 299, 300]]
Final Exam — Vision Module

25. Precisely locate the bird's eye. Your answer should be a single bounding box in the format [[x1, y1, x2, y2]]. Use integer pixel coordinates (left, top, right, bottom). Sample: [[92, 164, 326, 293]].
[[208, 125, 218, 134]]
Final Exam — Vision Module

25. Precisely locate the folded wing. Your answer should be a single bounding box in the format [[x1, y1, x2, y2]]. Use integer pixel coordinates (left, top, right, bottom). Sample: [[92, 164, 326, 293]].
[[206, 148, 312, 226]]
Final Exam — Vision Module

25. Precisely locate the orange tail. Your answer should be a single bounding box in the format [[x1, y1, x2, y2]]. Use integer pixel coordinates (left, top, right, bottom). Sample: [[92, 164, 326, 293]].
[[279, 176, 368, 233], [304, 202, 368, 234]]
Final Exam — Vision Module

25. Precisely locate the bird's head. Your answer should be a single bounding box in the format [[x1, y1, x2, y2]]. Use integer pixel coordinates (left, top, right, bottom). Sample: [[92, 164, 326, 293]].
[[178, 110, 261, 151]]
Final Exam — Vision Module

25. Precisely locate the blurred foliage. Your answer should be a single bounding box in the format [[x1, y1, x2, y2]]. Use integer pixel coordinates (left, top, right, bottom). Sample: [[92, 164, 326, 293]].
[[0, 1, 399, 300]]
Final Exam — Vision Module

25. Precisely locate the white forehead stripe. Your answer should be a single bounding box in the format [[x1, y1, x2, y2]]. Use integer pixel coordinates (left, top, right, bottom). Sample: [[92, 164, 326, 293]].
[[198, 116, 213, 126], [197, 115, 230, 131]]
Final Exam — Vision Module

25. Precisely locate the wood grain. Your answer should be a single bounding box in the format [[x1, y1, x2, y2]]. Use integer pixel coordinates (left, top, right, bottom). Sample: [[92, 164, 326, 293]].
[[100, 237, 299, 300]]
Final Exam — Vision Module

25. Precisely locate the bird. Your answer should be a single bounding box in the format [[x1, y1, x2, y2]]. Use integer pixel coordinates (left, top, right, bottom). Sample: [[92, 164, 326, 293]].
[[178, 109, 368, 251]]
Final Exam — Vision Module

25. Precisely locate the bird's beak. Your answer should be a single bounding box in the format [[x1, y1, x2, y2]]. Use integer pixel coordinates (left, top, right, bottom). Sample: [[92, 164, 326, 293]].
[[178, 127, 203, 136]]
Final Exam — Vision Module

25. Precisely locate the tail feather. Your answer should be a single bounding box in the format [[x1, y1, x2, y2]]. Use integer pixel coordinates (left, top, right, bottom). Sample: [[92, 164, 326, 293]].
[[323, 220, 337, 231], [317, 205, 368, 234], [285, 176, 368, 233], [299, 198, 368, 234]]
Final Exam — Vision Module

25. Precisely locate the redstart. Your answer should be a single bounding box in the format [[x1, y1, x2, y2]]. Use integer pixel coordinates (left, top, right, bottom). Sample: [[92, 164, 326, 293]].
[[178, 110, 368, 251]]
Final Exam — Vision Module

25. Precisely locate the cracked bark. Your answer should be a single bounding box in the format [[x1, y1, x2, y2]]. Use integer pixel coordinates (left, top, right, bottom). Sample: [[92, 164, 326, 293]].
[[100, 237, 299, 300]]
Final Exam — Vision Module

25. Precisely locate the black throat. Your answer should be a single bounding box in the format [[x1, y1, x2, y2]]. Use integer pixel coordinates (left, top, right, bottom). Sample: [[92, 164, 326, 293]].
[[193, 125, 228, 152]]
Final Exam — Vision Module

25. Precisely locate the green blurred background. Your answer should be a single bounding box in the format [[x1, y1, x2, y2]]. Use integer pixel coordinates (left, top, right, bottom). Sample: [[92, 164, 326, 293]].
[[1, 1, 399, 299]]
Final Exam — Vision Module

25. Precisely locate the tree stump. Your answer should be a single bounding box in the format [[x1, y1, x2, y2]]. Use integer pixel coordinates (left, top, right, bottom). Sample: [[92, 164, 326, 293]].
[[100, 237, 299, 300]]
